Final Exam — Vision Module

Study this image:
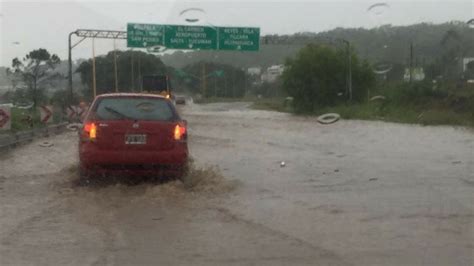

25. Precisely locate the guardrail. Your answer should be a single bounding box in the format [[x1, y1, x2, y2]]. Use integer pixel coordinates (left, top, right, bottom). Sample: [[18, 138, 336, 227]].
[[0, 122, 69, 150]]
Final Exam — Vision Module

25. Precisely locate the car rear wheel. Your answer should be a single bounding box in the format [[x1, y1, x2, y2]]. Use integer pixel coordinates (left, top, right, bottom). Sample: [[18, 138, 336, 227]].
[[176, 161, 190, 182], [78, 166, 93, 185]]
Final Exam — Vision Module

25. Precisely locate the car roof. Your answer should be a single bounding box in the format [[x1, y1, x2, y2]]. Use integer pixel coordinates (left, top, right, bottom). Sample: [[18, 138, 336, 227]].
[[96, 92, 166, 99]]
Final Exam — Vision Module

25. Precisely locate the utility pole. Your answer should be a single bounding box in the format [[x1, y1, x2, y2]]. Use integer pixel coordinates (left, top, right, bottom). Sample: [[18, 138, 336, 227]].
[[137, 54, 141, 92], [131, 50, 134, 92], [409, 42, 413, 83], [67, 29, 127, 101], [342, 39, 352, 101], [214, 77, 217, 97], [201, 62, 206, 96], [113, 39, 118, 92], [68, 31, 75, 104], [348, 43, 352, 101], [92, 38, 97, 97]]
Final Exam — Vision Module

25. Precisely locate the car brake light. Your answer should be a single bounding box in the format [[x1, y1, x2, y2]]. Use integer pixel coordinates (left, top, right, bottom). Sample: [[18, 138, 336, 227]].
[[83, 122, 97, 140], [174, 124, 186, 140]]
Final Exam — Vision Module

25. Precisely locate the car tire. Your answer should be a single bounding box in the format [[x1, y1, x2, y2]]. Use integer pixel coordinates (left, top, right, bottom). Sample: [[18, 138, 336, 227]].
[[176, 161, 190, 182], [78, 166, 92, 186], [317, 113, 340, 124]]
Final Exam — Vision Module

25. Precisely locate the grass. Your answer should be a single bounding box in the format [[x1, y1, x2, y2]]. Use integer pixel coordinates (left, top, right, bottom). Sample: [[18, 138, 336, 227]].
[[1, 106, 67, 134], [191, 85, 474, 128], [193, 96, 256, 104], [249, 97, 474, 128], [251, 97, 294, 113]]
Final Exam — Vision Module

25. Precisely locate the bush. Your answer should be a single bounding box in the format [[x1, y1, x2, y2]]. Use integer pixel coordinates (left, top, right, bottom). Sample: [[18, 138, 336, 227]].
[[282, 44, 375, 113], [386, 81, 448, 105]]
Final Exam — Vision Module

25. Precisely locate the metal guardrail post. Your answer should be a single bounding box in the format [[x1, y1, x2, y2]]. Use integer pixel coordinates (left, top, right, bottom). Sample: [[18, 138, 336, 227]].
[[0, 122, 71, 151]]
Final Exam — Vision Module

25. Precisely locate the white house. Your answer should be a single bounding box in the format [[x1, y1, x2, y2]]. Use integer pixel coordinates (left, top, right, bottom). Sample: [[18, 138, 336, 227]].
[[404, 67, 425, 82], [462, 57, 474, 72], [247, 67, 262, 76], [261, 65, 285, 83]]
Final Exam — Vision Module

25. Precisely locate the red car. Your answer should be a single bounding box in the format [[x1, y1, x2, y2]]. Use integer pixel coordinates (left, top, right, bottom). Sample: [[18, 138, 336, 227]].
[[79, 93, 188, 179]]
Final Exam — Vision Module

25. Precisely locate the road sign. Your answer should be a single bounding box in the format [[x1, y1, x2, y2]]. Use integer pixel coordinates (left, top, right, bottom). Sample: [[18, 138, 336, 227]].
[[0, 105, 11, 130], [127, 23, 260, 51], [164, 25, 217, 50], [127, 23, 165, 48], [218, 27, 260, 51], [39, 105, 53, 123], [214, 70, 224, 77], [66, 106, 78, 120]]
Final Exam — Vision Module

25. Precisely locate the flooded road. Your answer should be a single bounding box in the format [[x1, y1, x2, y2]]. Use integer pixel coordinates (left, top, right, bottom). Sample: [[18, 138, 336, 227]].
[[1, 101, 473, 265]]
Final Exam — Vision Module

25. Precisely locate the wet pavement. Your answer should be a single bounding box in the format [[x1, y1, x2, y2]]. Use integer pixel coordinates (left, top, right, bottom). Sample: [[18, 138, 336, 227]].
[[1, 101, 473, 265]]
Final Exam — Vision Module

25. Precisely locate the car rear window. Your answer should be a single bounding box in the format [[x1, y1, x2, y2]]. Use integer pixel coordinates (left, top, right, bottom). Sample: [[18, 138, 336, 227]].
[[94, 97, 175, 121]]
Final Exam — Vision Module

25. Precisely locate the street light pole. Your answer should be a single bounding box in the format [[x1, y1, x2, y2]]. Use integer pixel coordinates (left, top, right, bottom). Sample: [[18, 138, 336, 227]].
[[349, 43, 352, 101], [342, 39, 352, 101], [113, 39, 118, 92], [68, 31, 75, 104], [68, 29, 127, 102], [92, 38, 97, 98]]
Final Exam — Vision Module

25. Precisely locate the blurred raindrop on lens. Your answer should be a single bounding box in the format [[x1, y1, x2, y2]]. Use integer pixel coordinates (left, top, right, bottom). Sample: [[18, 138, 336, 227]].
[[180, 8, 206, 24], [368, 3, 393, 75], [467, 19, 474, 28], [146, 45, 167, 53], [372, 62, 393, 74], [367, 3, 389, 17]]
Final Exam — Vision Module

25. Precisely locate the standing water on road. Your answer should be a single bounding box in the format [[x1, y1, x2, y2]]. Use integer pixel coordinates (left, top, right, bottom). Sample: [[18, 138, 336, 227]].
[[1, 1, 474, 265]]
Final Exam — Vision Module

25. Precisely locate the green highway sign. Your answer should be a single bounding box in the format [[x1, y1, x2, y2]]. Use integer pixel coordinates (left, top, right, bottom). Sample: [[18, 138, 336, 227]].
[[127, 23, 260, 51], [218, 27, 260, 51], [164, 25, 217, 50], [127, 23, 164, 48], [214, 70, 224, 77]]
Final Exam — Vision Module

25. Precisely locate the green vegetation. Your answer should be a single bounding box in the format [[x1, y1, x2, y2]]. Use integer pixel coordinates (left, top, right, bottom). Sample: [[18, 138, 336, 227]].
[[75, 50, 167, 101], [161, 22, 474, 73], [282, 44, 375, 113], [251, 97, 294, 113], [3, 107, 67, 133], [178, 62, 248, 98], [247, 37, 474, 127], [7, 49, 61, 107], [193, 97, 254, 104], [252, 82, 474, 127]]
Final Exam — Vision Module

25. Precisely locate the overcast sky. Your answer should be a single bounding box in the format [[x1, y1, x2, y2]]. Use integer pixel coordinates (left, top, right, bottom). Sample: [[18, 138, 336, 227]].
[[0, 0, 472, 67]]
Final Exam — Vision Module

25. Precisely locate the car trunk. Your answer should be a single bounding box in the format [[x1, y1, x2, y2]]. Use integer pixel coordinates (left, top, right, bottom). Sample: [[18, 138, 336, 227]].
[[95, 120, 176, 151]]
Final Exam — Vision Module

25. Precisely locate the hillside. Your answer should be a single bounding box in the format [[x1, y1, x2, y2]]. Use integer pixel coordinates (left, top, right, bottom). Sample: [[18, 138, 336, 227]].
[[160, 22, 474, 69]]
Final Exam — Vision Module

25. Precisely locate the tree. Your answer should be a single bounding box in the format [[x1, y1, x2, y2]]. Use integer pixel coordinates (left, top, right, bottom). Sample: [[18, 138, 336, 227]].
[[76, 50, 167, 100], [9, 49, 61, 107], [439, 29, 463, 80], [282, 44, 375, 113], [178, 62, 248, 98], [464, 61, 474, 80], [5, 67, 21, 90]]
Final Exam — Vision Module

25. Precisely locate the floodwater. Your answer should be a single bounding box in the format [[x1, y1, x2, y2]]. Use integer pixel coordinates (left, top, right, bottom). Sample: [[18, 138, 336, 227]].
[[1, 101, 473, 265]]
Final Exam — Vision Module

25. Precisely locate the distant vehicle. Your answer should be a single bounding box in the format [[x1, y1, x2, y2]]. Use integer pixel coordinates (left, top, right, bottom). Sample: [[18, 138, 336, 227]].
[[79, 93, 188, 180], [142, 74, 174, 99], [175, 96, 186, 105]]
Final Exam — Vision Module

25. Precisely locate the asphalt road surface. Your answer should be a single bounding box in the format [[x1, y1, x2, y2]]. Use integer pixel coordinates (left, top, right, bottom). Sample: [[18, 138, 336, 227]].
[[1, 101, 473, 266]]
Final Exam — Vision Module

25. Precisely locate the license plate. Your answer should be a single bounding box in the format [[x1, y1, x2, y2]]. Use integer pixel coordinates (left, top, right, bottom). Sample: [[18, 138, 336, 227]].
[[125, 134, 147, 144]]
